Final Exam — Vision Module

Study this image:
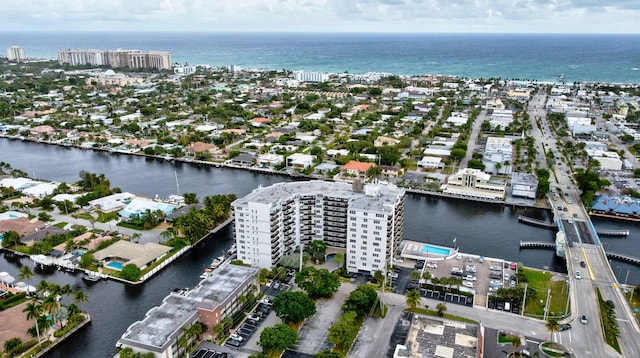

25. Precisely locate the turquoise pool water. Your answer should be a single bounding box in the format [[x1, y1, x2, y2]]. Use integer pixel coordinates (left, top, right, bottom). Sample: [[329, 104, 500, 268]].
[[420, 244, 451, 256], [106, 261, 124, 270]]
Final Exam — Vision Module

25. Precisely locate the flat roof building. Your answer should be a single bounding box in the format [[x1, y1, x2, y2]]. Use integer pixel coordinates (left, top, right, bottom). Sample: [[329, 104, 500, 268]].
[[232, 180, 405, 274], [117, 263, 259, 357]]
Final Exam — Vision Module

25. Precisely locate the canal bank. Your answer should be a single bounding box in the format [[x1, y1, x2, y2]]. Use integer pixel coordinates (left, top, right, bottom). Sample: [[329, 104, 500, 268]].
[[1, 138, 639, 357]]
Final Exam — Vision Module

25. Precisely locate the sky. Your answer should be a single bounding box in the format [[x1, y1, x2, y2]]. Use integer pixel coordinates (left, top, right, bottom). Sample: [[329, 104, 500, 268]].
[[0, 0, 639, 34]]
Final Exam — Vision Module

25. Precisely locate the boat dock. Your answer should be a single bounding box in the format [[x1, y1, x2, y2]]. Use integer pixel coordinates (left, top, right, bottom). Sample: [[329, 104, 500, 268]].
[[596, 229, 630, 237], [519, 241, 555, 249], [518, 215, 556, 229], [606, 251, 640, 266]]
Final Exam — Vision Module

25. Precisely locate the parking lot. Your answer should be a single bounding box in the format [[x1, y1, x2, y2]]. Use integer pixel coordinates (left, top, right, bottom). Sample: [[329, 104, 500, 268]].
[[395, 252, 520, 310]]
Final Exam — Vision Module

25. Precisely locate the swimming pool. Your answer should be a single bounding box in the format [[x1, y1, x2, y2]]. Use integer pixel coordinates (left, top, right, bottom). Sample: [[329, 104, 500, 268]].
[[420, 244, 452, 256], [106, 261, 124, 270]]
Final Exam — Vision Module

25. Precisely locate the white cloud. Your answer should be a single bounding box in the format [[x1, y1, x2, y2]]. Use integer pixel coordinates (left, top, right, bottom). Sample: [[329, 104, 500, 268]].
[[0, 0, 637, 33]]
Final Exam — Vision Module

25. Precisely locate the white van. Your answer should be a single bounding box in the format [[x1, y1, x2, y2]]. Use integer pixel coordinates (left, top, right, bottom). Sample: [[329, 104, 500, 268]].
[[504, 302, 511, 312]]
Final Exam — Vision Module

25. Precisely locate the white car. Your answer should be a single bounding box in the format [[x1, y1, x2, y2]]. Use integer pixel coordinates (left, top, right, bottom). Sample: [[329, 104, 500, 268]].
[[490, 265, 502, 271], [464, 275, 477, 281], [426, 262, 438, 269], [229, 333, 244, 342], [462, 281, 474, 288], [575, 271, 582, 280]]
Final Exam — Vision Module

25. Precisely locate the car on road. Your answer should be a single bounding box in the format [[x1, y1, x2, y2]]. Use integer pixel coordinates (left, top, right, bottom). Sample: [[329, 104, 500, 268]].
[[580, 261, 586, 268], [580, 315, 588, 324], [559, 323, 572, 331], [575, 271, 582, 280]]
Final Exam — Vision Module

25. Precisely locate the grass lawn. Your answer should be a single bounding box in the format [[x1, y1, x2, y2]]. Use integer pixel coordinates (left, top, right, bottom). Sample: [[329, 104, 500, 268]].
[[96, 211, 118, 223], [521, 268, 568, 317], [409, 308, 478, 324]]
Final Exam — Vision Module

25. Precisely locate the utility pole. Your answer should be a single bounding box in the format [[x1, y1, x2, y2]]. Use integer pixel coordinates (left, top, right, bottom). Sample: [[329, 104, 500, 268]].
[[521, 283, 528, 316], [299, 243, 304, 272], [543, 288, 551, 321], [564, 280, 571, 317]]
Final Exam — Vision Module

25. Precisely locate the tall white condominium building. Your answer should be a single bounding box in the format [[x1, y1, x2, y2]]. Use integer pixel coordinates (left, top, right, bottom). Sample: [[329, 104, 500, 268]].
[[292, 70, 330, 82], [233, 180, 405, 274], [6, 46, 25, 62]]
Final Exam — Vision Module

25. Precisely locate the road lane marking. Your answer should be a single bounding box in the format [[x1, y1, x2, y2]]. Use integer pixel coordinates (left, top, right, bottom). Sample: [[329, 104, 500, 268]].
[[582, 247, 595, 280]]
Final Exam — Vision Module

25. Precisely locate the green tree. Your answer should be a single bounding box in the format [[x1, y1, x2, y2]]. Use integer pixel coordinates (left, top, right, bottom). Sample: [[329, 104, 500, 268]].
[[436, 303, 447, 317], [512, 335, 522, 356], [546, 318, 560, 342], [23, 301, 42, 343], [183, 192, 199, 204], [4, 337, 22, 355], [307, 240, 328, 262], [295, 267, 341, 299], [79, 253, 96, 268], [18, 265, 35, 287], [258, 323, 299, 354], [315, 350, 341, 358], [120, 264, 142, 281], [406, 289, 421, 310], [343, 284, 379, 317], [377, 145, 401, 166], [1, 230, 21, 248], [272, 291, 317, 324], [334, 252, 345, 269], [328, 310, 359, 352], [38, 211, 53, 222]]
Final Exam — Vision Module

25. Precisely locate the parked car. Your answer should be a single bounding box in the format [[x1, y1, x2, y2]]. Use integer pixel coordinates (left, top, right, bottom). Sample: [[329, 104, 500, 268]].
[[490, 265, 502, 271], [229, 333, 244, 342], [273, 282, 281, 290], [464, 275, 477, 281], [415, 260, 425, 269], [511, 303, 520, 314], [462, 281, 474, 288], [496, 302, 504, 310], [465, 265, 477, 273], [559, 323, 572, 331], [426, 262, 438, 269], [504, 302, 511, 312]]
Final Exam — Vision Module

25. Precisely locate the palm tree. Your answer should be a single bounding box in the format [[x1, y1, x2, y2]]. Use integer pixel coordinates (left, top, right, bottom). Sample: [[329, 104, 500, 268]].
[[132, 232, 142, 243], [511, 336, 522, 357], [18, 265, 34, 294], [410, 270, 422, 281], [74, 289, 89, 312], [545, 318, 560, 342], [36, 280, 49, 298], [334, 252, 345, 270], [160, 229, 174, 243], [436, 303, 447, 317], [406, 289, 421, 310], [23, 302, 42, 344]]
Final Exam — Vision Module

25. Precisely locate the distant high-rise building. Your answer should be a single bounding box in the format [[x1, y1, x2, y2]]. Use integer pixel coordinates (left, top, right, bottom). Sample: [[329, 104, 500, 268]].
[[57, 48, 171, 70], [6, 46, 25, 62]]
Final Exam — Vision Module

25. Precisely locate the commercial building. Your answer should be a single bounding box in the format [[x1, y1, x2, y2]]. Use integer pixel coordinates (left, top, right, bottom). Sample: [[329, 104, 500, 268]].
[[511, 172, 538, 199], [232, 181, 405, 274], [6, 46, 25, 62], [117, 263, 259, 357], [57, 48, 171, 70], [444, 168, 506, 200]]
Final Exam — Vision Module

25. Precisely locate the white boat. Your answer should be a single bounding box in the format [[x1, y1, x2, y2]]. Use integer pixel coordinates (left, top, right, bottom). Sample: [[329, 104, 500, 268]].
[[83, 272, 101, 282], [210, 256, 225, 269], [199, 268, 213, 279]]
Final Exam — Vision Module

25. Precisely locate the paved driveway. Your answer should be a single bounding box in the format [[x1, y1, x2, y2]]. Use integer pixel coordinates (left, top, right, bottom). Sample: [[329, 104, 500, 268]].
[[291, 282, 356, 355]]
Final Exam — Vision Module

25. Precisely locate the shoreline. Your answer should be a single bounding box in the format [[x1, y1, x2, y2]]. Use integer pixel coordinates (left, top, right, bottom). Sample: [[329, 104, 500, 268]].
[[0, 134, 546, 210]]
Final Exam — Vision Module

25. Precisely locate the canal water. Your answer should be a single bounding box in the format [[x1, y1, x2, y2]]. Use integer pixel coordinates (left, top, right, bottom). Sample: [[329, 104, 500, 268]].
[[0, 139, 638, 357]]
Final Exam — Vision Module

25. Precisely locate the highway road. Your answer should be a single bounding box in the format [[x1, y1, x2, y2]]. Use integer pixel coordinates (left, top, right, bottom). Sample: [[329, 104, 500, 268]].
[[527, 92, 640, 357]]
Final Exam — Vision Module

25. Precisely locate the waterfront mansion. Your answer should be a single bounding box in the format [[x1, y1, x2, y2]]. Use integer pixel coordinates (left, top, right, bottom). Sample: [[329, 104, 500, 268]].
[[232, 180, 405, 274]]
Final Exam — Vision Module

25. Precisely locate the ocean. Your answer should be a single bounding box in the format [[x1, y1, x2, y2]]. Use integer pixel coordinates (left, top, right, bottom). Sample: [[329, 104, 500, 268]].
[[1, 32, 639, 83]]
